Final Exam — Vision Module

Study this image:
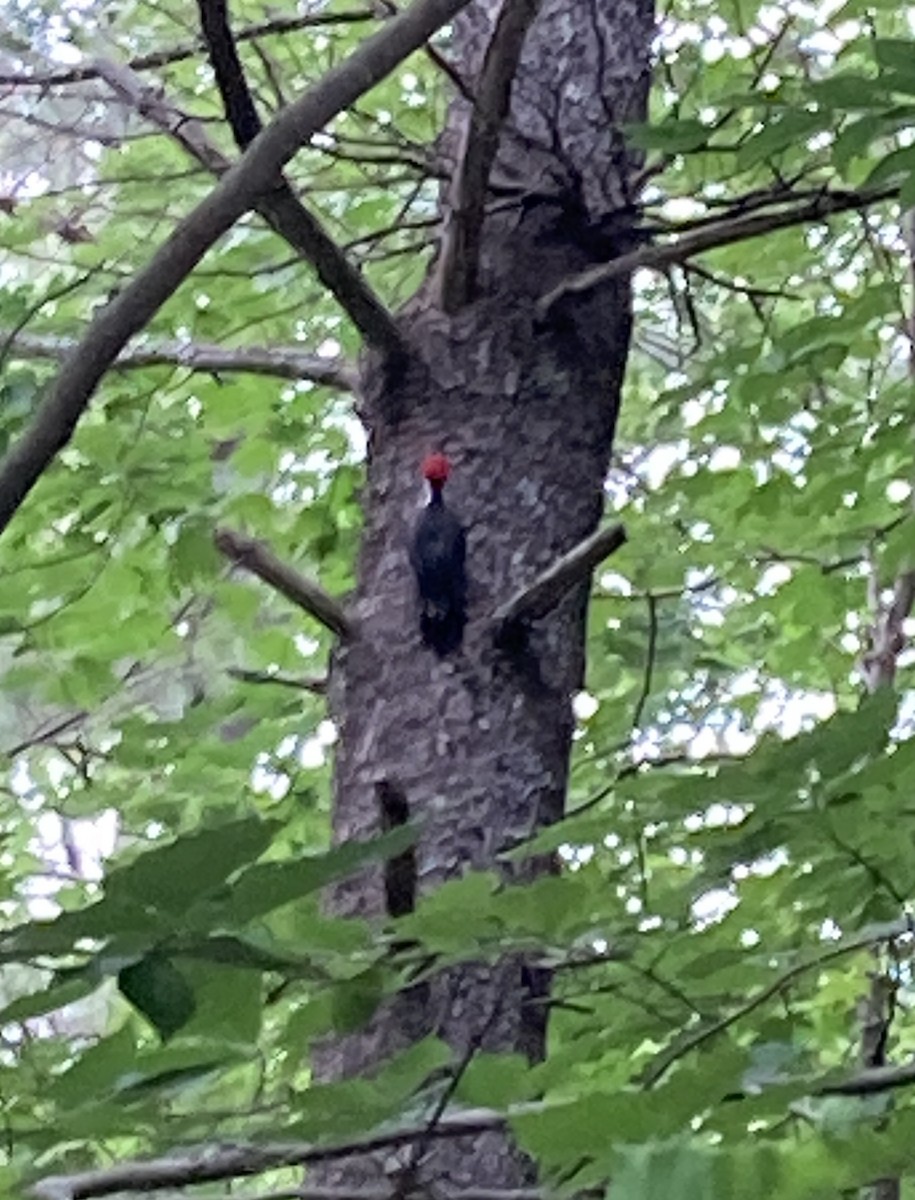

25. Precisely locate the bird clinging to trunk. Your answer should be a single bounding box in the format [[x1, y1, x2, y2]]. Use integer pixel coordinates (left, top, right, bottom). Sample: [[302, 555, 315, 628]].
[[410, 452, 467, 656]]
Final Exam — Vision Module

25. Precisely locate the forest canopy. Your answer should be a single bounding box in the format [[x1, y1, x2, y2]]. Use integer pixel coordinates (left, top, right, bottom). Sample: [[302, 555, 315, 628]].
[[1, 0, 915, 1196]]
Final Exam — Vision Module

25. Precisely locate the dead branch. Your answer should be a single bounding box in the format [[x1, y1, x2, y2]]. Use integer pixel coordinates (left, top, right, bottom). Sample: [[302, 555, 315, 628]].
[[215, 528, 352, 639], [0, 10, 379, 88], [437, 0, 541, 311], [538, 184, 899, 316], [492, 522, 627, 635], [3, 330, 356, 390], [0, 0, 472, 538], [95, 53, 404, 359]]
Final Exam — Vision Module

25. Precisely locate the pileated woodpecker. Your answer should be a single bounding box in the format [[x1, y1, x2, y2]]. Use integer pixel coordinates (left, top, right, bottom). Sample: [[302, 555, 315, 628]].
[[410, 452, 467, 655]]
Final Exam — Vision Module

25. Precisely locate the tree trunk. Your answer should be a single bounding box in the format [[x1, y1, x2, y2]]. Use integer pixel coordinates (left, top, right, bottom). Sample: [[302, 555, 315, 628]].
[[314, 0, 654, 1186]]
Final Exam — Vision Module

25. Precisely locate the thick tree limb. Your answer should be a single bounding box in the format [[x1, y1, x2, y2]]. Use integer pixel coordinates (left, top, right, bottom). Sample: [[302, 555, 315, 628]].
[[492, 522, 627, 635], [538, 184, 899, 316], [215, 528, 352, 639], [96, 52, 404, 359], [436, 0, 541, 311], [3, 330, 356, 389], [0, 10, 379, 88], [0, 0, 473, 539]]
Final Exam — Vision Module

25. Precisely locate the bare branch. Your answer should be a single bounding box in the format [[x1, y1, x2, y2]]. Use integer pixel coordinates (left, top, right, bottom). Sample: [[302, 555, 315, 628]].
[[227, 667, 328, 693], [818, 1060, 915, 1098], [30, 1110, 509, 1199], [492, 523, 627, 635], [0, 0, 472, 538], [538, 185, 899, 316], [437, 0, 541, 311], [0, 10, 379, 88], [3, 330, 356, 390], [30, 1042, 915, 1199], [215, 528, 353, 639], [95, 53, 404, 359], [93, 57, 230, 173]]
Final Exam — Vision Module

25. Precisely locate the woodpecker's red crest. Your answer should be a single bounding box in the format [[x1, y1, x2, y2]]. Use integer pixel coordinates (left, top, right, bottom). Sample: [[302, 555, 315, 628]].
[[422, 452, 451, 487]]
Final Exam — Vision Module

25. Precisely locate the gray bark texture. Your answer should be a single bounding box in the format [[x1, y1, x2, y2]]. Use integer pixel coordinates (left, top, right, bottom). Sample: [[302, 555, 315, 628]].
[[314, 0, 653, 1187]]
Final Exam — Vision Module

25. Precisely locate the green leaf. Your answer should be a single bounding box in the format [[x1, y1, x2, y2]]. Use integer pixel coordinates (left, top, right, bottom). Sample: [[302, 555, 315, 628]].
[[873, 38, 915, 76], [611, 1140, 717, 1200], [455, 1053, 535, 1108], [118, 954, 196, 1040], [220, 826, 416, 926], [0, 972, 98, 1024], [106, 816, 280, 916], [627, 118, 711, 152]]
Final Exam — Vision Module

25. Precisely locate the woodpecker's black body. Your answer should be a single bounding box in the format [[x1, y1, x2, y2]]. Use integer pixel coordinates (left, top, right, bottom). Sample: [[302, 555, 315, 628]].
[[411, 455, 466, 655]]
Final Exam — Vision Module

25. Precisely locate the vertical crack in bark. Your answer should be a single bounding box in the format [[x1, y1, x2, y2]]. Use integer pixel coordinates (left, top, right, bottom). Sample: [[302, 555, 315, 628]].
[[377, 779, 417, 917]]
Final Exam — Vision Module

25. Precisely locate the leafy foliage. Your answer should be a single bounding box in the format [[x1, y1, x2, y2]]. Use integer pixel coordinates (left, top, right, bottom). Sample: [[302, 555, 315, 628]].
[[1, 0, 915, 1196]]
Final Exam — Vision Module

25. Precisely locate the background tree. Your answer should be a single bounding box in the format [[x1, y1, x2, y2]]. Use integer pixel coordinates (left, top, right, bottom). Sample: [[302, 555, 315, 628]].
[[0, 0, 915, 1198]]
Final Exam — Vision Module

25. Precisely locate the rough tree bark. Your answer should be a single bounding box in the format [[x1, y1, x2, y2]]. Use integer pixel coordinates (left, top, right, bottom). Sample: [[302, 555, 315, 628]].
[[316, 0, 654, 1187]]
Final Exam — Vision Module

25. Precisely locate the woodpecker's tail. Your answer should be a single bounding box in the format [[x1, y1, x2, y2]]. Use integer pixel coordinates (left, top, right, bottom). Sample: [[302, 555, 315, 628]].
[[420, 601, 465, 656]]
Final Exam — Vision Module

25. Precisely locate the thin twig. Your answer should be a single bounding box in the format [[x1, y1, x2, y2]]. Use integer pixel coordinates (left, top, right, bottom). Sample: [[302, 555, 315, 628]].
[[684, 261, 801, 302], [374, 0, 474, 100], [538, 184, 899, 317], [629, 593, 658, 733], [227, 667, 328, 693], [215, 528, 353, 639], [639, 916, 914, 1090], [0, 274, 96, 378], [408, 990, 508, 1173], [0, 11, 380, 88]]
